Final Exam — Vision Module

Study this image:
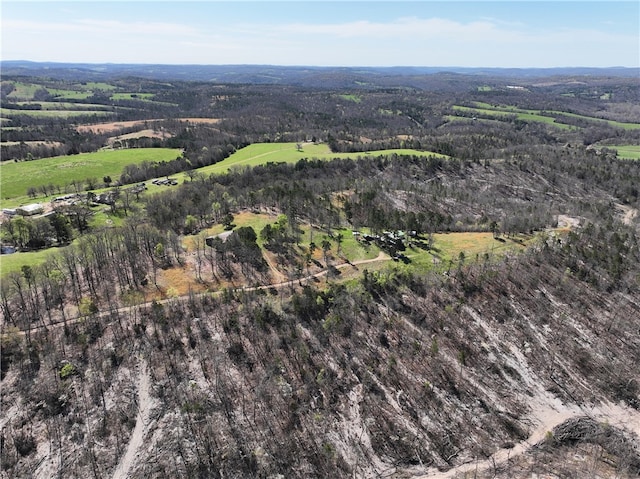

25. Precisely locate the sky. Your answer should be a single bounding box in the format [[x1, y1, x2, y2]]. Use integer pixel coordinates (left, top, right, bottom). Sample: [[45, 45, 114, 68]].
[[1, 1, 639, 68]]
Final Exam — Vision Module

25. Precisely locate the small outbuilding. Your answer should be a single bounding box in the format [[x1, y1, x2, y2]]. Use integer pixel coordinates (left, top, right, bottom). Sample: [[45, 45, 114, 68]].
[[16, 203, 44, 216]]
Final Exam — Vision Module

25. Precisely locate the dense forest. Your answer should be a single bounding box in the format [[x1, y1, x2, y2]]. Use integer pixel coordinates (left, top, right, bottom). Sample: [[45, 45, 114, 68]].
[[1, 66, 639, 478]]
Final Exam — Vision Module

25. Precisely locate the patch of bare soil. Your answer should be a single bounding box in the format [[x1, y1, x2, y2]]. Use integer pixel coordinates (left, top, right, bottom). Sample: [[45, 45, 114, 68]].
[[107, 129, 172, 145], [76, 120, 158, 134], [617, 204, 638, 226], [556, 214, 581, 229], [76, 118, 220, 134], [178, 118, 221, 125]]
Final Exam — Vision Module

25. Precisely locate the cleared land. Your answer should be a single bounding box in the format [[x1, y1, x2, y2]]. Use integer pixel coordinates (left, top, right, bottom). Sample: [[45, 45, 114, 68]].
[[3, 81, 116, 101], [0, 148, 182, 201], [0, 108, 115, 119], [610, 145, 640, 160], [12, 101, 114, 111], [194, 142, 448, 177], [108, 129, 172, 144], [76, 118, 220, 134], [452, 105, 575, 130], [1, 140, 63, 148], [453, 102, 640, 130]]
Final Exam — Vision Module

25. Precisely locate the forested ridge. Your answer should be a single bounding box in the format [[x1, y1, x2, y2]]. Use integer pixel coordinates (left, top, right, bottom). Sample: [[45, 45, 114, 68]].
[[1, 69, 639, 478]]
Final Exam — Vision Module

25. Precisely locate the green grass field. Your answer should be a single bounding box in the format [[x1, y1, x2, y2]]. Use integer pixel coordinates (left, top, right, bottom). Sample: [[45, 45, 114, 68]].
[[47, 89, 94, 100], [4, 81, 117, 101], [452, 105, 575, 130], [337, 94, 362, 103], [110, 93, 155, 101], [609, 145, 640, 160], [464, 102, 640, 131], [194, 142, 449, 178], [0, 148, 182, 202], [0, 108, 115, 119], [13, 101, 114, 111], [0, 247, 67, 276], [4, 82, 42, 100]]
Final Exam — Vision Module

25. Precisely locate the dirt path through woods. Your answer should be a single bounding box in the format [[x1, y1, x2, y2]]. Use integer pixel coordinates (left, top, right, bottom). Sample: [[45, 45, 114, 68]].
[[112, 362, 154, 479], [415, 393, 640, 478]]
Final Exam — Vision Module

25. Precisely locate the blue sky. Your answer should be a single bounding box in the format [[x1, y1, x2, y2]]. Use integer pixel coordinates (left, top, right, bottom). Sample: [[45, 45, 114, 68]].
[[2, 1, 638, 67]]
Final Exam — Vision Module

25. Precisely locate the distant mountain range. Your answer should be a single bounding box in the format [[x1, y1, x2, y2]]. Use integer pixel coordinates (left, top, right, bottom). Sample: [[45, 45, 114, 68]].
[[2, 61, 638, 86]]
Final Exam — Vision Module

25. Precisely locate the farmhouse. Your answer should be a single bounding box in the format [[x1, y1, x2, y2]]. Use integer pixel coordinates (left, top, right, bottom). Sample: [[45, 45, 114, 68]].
[[16, 203, 44, 216]]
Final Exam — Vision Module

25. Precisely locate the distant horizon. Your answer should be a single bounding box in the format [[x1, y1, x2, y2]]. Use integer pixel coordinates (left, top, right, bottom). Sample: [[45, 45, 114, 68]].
[[2, 60, 638, 71], [2, 1, 638, 69]]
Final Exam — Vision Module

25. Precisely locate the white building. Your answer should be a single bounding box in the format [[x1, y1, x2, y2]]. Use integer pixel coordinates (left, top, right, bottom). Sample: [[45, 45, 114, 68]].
[[16, 203, 44, 216]]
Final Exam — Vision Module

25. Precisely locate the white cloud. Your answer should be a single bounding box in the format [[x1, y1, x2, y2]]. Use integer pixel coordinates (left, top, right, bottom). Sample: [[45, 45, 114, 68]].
[[2, 18, 198, 36], [1, 13, 637, 67], [279, 17, 498, 38], [76, 19, 198, 36]]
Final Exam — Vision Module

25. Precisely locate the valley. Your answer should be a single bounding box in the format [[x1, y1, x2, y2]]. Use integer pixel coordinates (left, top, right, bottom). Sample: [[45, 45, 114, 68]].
[[1, 64, 639, 478]]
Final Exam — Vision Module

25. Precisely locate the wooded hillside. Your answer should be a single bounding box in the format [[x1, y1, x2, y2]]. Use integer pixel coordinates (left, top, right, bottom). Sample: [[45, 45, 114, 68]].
[[1, 67, 639, 479]]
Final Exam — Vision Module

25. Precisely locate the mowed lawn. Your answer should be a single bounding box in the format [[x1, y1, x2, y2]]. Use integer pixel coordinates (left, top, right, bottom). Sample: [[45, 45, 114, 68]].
[[0, 148, 182, 201], [195, 142, 449, 177]]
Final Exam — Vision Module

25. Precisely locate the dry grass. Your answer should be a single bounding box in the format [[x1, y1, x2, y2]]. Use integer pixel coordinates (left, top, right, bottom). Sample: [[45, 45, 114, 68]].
[[107, 129, 172, 144], [76, 118, 220, 134], [155, 264, 207, 298]]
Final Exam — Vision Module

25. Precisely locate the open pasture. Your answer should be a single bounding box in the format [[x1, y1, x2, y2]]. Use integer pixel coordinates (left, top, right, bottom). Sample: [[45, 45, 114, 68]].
[[463, 102, 640, 130], [76, 117, 220, 134], [110, 93, 178, 106], [0, 148, 182, 201], [0, 107, 115, 119], [110, 92, 155, 101], [4, 82, 42, 100], [609, 145, 640, 160], [12, 101, 114, 111], [195, 142, 449, 177], [452, 105, 574, 130], [47, 89, 94, 100], [4, 81, 117, 101]]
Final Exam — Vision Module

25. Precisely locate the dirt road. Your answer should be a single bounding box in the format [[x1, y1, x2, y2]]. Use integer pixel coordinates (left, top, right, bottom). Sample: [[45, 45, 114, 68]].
[[112, 361, 154, 479]]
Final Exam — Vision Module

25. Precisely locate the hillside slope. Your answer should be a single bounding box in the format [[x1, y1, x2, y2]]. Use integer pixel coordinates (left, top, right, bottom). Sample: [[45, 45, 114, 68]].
[[2, 221, 639, 478]]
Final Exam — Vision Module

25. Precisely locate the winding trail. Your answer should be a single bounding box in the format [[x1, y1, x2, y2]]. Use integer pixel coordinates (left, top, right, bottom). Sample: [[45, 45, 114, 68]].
[[4, 251, 390, 337], [112, 362, 154, 479], [415, 394, 640, 478]]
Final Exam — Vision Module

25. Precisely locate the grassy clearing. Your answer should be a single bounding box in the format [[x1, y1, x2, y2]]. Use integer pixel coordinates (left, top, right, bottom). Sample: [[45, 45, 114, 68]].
[[78, 82, 117, 91], [608, 145, 640, 160], [452, 105, 575, 130], [0, 148, 182, 202], [337, 94, 362, 103], [431, 232, 529, 262], [109, 93, 177, 106], [4, 81, 117, 101], [0, 108, 115, 119], [195, 142, 448, 178], [468, 102, 640, 130], [0, 247, 66, 275], [5, 82, 42, 100], [13, 101, 114, 111], [47, 89, 94, 100], [110, 93, 155, 101], [443, 115, 503, 126]]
